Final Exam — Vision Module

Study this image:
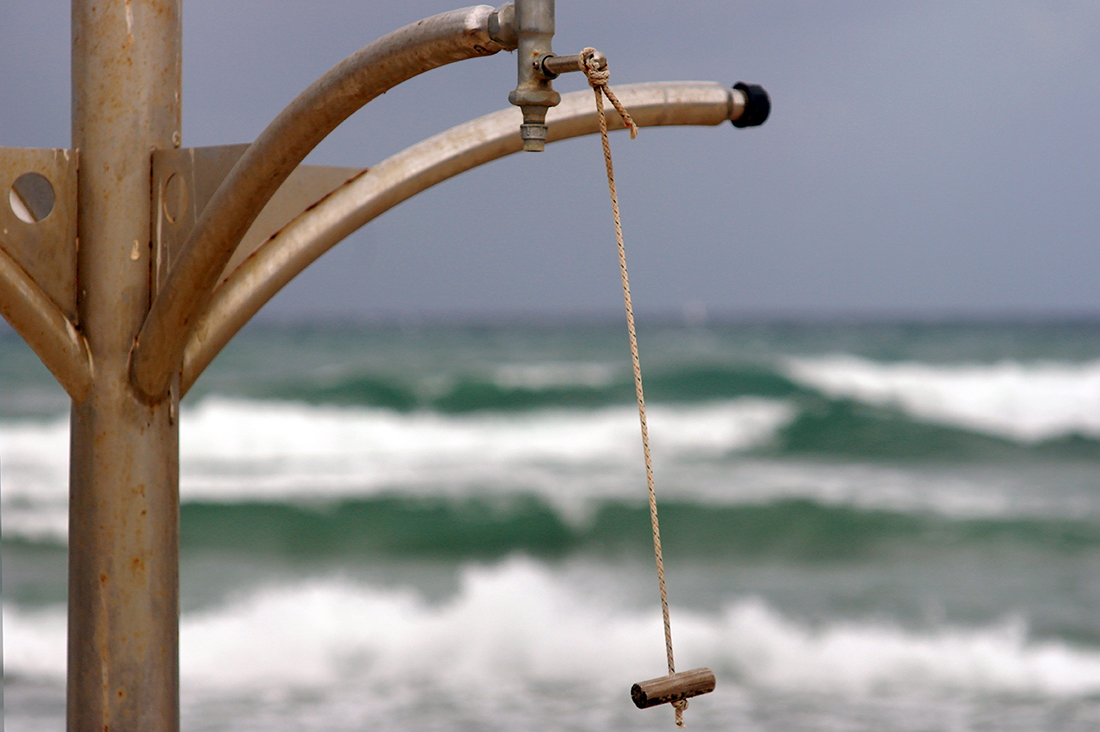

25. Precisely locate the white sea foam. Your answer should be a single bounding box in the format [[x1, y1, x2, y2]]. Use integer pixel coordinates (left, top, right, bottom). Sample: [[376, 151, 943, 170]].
[[696, 599, 1100, 697], [785, 355, 1100, 442], [8, 559, 1100, 701], [5, 389, 1096, 544], [175, 396, 793, 527], [3, 602, 67, 679], [178, 396, 791, 471], [0, 394, 791, 506], [0, 416, 70, 541], [492, 361, 619, 389]]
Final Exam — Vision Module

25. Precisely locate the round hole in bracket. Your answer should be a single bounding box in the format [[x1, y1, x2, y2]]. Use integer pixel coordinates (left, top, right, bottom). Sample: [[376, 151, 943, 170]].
[[162, 173, 186, 224], [9, 172, 56, 224]]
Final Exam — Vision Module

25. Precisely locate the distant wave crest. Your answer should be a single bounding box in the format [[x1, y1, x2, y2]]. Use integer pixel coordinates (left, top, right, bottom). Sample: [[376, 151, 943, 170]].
[[785, 355, 1100, 443]]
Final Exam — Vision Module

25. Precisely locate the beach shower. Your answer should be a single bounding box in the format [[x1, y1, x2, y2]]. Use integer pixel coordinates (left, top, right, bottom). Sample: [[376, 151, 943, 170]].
[[0, 2, 768, 729]]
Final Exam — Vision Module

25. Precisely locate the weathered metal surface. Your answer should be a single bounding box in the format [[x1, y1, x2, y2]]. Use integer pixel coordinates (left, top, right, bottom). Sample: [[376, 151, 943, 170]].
[[230, 165, 367, 283], [541, 51, 596, 78], [0, 147, 79, 319], [0, 146, 90, 401], [130, 3, 517, 404], [509, 0, 560, 150], [69, 1, 182, 731], [152, 144, 364, 290], [0, 245, 91, 401], [152, 144, 249, 294], [180, 81, 745, 394]]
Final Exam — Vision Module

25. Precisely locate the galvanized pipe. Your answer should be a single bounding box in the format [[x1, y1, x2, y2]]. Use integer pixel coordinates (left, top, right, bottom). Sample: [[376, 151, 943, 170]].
[[130, 4, 515, 404], [541, 50, 603, 78], [0, 246, 92, 401], [69, 1, 182, 731], [181, 81, 747, 394], [508, 0, 560, 150]]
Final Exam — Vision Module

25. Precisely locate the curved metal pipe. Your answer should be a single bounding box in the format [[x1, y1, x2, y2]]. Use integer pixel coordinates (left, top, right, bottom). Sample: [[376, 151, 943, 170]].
[[181, 81, 747, 395], [131, 4, 512, 403], [0, 246, 92, 401]]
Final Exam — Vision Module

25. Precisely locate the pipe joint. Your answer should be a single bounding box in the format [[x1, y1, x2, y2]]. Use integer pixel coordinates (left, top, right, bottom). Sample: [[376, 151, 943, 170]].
[[488, 3, 518, 49], [508, 0, 559, 151], [540, 50, 604, 79]]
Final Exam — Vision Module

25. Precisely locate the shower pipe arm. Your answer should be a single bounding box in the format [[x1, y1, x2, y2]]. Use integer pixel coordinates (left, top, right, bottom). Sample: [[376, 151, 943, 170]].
[[179, 80, 758, 394], [129, 3, 518, 404]]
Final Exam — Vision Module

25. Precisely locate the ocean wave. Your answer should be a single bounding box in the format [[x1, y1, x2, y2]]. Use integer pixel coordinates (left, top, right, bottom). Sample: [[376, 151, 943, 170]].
[[11, 491, 1100, 565], [699, 598, 1100, 697], [259, 361, 809, 413], [174, 397, 794, 512], [492, 361, 620, 390], [7, 413, 1100, 548], [8, 559, 1100, 699], [763, 397, 1100, 461], [8, 389, 1100, 547], [0, 396, 793, 543], [0, 416, 70, 543], [172, 496, 1100, 560], [180, 396, 790, 465], [785, 355, 1100, 443]]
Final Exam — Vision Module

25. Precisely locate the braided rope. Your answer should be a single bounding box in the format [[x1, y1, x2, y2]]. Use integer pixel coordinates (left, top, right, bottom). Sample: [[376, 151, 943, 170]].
[[580, 48, 686, 728]]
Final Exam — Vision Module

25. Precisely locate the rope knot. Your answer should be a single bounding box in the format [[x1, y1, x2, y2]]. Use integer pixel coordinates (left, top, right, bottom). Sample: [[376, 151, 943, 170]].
[[580, 47, 638, 139], [581, 47, 610, 88]]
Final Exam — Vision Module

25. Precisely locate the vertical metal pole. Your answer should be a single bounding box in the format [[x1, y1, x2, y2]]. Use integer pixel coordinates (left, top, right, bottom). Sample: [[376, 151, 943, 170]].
[[69, 2, 182, 731]]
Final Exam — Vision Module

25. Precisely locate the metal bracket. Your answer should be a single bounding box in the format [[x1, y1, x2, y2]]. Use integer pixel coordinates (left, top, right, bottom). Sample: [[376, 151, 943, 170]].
[[151, 144, 365, 294], [0, 147, 79, 320]]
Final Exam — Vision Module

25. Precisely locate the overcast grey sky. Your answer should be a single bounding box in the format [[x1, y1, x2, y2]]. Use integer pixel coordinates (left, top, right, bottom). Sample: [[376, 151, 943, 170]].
[[3, 2, 1100, 322]]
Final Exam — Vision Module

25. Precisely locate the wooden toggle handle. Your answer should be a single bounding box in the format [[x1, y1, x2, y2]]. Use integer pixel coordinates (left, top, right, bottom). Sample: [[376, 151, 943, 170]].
[[630, 667, 716, 709]]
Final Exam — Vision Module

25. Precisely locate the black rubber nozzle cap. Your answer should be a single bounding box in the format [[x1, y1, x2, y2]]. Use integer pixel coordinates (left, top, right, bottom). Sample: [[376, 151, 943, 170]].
[[731, 82, 770, 128]]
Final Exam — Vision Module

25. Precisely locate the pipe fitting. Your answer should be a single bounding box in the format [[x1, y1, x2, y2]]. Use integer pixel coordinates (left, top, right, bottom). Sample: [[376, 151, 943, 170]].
[[731, 82, 770, 128], [488, 3, 517, 49], [540, 49, 604, 78], [508, 0, 560, 151]]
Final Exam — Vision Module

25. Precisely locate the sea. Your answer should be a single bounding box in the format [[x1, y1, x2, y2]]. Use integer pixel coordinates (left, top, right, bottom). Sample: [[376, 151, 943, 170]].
[[3, 318, 1100, 731]]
